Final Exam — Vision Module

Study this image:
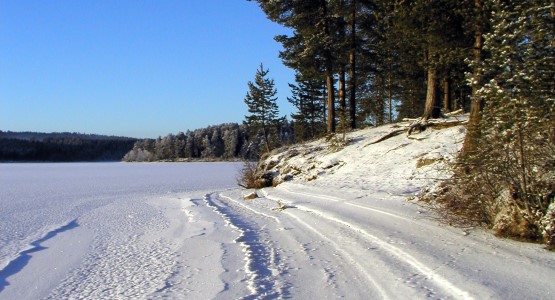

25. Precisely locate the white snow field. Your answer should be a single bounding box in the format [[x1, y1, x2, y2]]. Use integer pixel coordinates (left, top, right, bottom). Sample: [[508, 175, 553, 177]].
[[1, 120, 554, 299]]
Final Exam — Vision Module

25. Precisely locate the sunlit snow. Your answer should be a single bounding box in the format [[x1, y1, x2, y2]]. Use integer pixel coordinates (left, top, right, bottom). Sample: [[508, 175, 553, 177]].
[[1, 121, 554, 299]]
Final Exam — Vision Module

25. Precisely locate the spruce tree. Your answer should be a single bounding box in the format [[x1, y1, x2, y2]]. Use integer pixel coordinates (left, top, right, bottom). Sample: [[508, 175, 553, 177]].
[[449, 0, 554, 243], [479, 0, 553, 226], [244, 63, 280, 153]]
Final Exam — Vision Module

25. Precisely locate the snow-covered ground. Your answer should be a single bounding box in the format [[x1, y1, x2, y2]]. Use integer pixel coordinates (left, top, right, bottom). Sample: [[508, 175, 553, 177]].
[[1, 119, 554, 299]]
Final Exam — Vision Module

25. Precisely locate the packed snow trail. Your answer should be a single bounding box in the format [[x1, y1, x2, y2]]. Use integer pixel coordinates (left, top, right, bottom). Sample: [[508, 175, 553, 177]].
[[202, 187, 555, 299]]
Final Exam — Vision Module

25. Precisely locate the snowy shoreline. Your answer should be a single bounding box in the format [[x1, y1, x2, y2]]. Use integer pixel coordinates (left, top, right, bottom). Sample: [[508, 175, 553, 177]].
[[1, 122, 554, 299]]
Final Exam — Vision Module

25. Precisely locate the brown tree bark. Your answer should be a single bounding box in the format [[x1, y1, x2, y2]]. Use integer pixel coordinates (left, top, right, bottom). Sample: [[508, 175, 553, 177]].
[[422, 67, 440, 120], [322, 0, 336, 133], [339, 66, 347, 139], [326, 70, 336, 133], [460, 0, 484, 158], [442, 72, 452, 113], [348, 0, 357, 129], [388, 73, 393, 123]]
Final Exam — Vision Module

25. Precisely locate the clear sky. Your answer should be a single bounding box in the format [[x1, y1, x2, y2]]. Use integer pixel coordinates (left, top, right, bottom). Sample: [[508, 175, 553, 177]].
[[0, 0, 295, 138]]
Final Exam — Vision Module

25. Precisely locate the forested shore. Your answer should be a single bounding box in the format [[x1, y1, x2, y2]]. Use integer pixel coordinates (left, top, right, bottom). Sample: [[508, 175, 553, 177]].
[[122, 122, 294, 162], [0, 131, 136, 162]]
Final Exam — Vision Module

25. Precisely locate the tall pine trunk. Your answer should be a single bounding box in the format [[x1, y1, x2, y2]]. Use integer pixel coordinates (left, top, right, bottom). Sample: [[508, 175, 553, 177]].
[[442, 72, 452, 113], [348, 0, 357, 129], [461, 0, 484, 158], [422, 67, 440, 120], [388, 72, 393, 123], [326, 70, 336, 133], [339, 66, 347, 139], [322, 0, 336, 133]]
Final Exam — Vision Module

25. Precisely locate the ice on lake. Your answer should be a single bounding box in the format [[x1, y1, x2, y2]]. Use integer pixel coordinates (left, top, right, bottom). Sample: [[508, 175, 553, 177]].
[[0, 162, 241, 299]]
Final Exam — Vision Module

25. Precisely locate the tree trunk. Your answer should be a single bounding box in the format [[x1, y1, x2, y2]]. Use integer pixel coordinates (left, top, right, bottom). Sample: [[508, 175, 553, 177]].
[[348, 0, 357, 129], [388, 72, 393, 123], [410, 89, 415, 117], [442, 72, 451, 113], [262, 125, 270, 154], [322, 0, 336, 133], [460, 0, 484, 158], [339, 66, 347, 139], [377, 76, 386, 125], [422, 67, 440, 120], [326, 72, 336, 133]]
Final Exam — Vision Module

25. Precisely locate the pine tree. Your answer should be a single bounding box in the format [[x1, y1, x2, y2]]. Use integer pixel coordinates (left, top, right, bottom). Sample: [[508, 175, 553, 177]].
[[254, 0, 338, 133], [288, 72, 326, 141], [244, 63, 280, 153], [392, 0, 472, 121]]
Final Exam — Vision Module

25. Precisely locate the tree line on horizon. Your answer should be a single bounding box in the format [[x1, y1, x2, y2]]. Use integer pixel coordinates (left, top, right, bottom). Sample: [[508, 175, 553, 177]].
[[122, 122, 294, 162], [0, 131, 137, 162]]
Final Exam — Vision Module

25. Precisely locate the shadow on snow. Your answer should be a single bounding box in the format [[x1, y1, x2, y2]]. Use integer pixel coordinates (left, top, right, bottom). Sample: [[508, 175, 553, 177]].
[[0, 219, 79, 293]]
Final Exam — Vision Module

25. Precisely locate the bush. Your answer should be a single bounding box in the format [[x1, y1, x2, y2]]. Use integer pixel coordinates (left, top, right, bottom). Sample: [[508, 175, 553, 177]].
[[429, 0, 555, 246], [542, 202, 555, 250], [237, 161, 273, 189], [429, 130, 555, 244]]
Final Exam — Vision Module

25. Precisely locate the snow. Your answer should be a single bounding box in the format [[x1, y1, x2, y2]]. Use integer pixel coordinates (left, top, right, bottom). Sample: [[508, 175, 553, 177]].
[[1, 120, 554, 299]]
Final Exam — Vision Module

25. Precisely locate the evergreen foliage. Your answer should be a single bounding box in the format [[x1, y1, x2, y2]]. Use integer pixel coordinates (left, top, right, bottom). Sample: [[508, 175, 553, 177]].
[[435, 0, 554, 245], [244, 63, 280, 153], [288, 72, 327, 141], [122, 122, 294, 162], [250, 0, 554, 246], [0, 131, 136, 162]]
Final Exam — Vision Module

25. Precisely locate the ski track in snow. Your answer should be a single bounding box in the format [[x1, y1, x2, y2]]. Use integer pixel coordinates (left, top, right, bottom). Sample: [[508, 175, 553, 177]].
[[259, 188, 472, 300], [203, 193, 286, 299]]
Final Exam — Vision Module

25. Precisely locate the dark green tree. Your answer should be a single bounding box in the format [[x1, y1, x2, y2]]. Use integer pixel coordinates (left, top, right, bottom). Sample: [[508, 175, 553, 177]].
[[288, 72, 327, 141], [392, 0, 472, 121], [253, 0, 338, 133], [244, 63, 280, 153]]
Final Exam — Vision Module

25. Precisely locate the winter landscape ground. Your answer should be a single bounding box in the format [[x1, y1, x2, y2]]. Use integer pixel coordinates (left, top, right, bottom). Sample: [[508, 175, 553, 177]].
[[1, 119, 554, 299]]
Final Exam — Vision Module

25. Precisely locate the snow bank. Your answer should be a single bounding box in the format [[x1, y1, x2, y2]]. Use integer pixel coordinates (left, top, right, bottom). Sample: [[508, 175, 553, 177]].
[[260, 115, 467, 197]]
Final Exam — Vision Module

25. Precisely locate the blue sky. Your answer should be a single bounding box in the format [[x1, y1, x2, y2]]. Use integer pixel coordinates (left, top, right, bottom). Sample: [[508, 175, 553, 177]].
[[0, 0, 295, 138]]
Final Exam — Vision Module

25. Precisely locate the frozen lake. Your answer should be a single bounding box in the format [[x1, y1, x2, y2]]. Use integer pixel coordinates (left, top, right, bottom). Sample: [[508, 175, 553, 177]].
[[0, 162, 241, 299]]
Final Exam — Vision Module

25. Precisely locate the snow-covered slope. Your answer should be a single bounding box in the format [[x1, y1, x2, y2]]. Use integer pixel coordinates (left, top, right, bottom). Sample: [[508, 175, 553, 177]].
[[260, 115, 466, 196]]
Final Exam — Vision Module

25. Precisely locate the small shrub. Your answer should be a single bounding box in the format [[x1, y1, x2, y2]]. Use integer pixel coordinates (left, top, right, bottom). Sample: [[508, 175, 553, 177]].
[[426, 131, 554, 245], [238, 161, 260, 189], [542, 202, 555, 250], [237, 160, 275, 189], [326, 134, 350, 153]]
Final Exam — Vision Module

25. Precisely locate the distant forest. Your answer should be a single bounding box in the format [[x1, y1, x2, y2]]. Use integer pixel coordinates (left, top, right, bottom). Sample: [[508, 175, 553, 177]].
[[123, 122, 294, 162], [0, 131, 137, 162]]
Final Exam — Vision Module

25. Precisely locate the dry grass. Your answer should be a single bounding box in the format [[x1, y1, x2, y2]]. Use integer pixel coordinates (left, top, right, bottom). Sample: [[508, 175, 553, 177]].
[[237, 161, 273, 189]]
